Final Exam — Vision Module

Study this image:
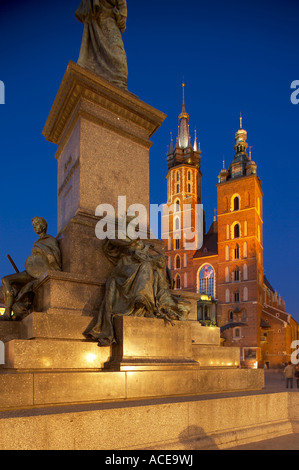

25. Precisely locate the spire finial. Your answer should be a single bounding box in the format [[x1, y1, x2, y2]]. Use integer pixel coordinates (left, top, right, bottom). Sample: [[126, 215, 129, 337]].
[[249, 146, 252, 160], [223, 156, 225, 169], [240, 112, 243, 129]]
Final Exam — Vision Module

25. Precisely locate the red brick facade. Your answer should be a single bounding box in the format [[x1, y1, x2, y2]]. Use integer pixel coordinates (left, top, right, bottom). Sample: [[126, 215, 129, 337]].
[[164, 92, 298, 367]]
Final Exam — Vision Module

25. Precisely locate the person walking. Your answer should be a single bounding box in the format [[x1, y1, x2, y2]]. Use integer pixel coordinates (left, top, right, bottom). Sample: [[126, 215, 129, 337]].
[[284, 362, 295, 389]]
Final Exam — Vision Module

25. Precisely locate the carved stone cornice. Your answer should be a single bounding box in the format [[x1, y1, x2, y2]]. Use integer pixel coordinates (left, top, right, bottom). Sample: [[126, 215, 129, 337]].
[[43, 61, 166, 149]]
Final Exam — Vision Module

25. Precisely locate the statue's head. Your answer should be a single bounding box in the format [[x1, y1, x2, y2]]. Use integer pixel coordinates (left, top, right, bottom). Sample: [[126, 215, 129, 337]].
[[32, 217, 48, 235]]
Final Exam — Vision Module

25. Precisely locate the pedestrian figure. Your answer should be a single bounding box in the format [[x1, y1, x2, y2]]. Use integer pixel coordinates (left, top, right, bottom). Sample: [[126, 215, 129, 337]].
[[284, 362, 295, 389]]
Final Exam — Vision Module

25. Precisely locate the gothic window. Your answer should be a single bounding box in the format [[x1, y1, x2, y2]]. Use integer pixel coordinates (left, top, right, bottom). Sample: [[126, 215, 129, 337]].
[[233, 196, 240, 211], [225, 245, 230, 261], [175, 275, 181, 289], [234, 266, 240, 281], [176, 171, 180, 182], [175, 199, 180, 212], [225, 289, 230, 303], [234, 223, 241, 239], [176, 184, 180, 194], [234, 291, 240, 303], [175, 255, 181, 269], [174, 216, 180, 231], [226, 225, 230, 240], [234, 244, 240, 260], [243, 287, 249, 302], [175, 238, 180, 250], [244, 241, 248, 258], [198, 264, 215, 298], [188, 171, 191, 181], [229, 311, 234, 322], [188, 183, 191, 193], [243, 263, 248, 280], [225, 266, 230, 283]]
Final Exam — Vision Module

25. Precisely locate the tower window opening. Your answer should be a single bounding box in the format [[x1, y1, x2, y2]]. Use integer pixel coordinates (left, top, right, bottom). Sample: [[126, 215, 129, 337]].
[[175, 275, 181, 290], [233, 196, 240, 211], [234, 267, 240, 281], [234, 223, 241, 239], [235, 244, 240, 260], [175, 255, 181, 269]]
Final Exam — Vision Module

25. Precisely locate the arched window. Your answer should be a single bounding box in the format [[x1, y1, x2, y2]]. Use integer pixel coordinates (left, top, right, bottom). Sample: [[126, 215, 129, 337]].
[[233, 196, 240, 211], [234, 291, 240, 303], [234, 244, 240, 260], [229, 311, 234, 322], [226, 225, 230, 240], [176, 184, 180, 194], [176, 171, 180, 182], [175, 275, 181, 290], [175, 255, 181, 270], [174, 216, 180, 231], [242, 309, 247, 322], [188, 171, 191, 181], [225, 289, 230, 303], [225, 245, 230, 261], [225, 266, 230, 283], [243, 263, 248, 280], [244, 241, 248, 258], [175, 199, 180, 212], [188, 183, 191, 193], [233, 223, 241, 239], [234, 266, 240, 281], [175, 238, 180, 250], [198, 264, 215, 298], [243, 287, 248, 302]]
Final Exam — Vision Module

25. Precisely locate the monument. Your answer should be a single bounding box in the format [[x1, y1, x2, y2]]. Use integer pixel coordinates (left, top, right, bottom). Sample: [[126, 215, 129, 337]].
[[0, 2, 267, 450]]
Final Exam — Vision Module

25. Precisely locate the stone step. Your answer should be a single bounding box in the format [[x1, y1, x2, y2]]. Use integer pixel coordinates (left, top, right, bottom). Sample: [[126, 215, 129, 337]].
[[22, 312, 95, 341], [3, 339, 111, 370], [192, 345, 240, 368], [0, 367, 265, 410]]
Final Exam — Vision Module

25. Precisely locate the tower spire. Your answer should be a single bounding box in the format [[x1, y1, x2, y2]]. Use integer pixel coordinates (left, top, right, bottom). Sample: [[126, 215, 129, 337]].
[[240, 112, 243, 129], [178, 81, 190, 149]]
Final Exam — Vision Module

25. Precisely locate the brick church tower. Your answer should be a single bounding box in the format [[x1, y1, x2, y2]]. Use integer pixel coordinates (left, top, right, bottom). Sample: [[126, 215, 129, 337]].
[[163, 83, 202, 291], [216, 116, 264, 364], [163, 92, 295, 367]]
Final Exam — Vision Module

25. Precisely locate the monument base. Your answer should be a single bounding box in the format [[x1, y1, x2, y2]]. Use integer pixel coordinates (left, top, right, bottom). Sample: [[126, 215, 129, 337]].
[[0, 313, 263, 410]]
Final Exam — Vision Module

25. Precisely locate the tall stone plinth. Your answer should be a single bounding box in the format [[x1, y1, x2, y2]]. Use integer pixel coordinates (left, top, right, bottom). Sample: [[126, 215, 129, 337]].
[[43, 61, 166, 279]]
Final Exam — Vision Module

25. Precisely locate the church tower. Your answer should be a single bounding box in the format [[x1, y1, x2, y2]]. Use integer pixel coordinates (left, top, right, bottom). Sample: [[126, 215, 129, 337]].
[[216, 117, 264, 364], [163, 83, 202, 291]]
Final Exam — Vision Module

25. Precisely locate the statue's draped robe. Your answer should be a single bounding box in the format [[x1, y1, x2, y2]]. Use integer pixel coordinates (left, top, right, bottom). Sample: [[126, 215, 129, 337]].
[[75, 0, 128, 89], [89, 240, 190, 346]]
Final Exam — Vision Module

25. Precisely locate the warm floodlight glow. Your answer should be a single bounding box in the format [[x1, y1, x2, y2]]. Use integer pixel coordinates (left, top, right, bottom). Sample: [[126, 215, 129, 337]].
[[86, 353, 97, 364]]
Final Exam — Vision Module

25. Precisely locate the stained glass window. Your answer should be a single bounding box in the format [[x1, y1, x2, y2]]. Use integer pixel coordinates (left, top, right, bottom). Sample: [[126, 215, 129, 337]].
[[199, 265, 215, 298]]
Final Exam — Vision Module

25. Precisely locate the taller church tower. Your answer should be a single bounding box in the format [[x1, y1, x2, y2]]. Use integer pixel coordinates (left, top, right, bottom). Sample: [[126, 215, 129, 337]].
[[163, 84, 202, 291], [216, 117, 264, 363]]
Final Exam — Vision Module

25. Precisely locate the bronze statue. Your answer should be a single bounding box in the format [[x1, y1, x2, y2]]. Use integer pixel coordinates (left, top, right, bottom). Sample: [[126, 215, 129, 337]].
[[75, 0, 128, 90], [89, 234, 191, 346], [0, 217, 62, 321]]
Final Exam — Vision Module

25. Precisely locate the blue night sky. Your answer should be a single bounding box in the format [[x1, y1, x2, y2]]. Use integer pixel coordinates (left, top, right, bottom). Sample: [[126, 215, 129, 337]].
[[0, 0, 298, 319]]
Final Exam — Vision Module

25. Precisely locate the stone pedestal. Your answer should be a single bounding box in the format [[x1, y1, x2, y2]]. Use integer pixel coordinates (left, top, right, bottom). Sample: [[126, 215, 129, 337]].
[[43, 61, 166, 279], [104, 316, 200, 371]]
